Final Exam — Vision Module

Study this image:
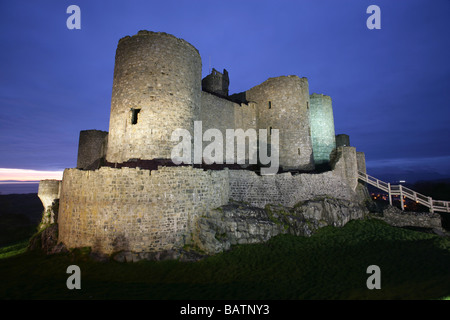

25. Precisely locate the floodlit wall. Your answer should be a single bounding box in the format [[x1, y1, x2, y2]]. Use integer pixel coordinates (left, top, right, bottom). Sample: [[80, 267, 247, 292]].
[[309, 93, 336, 165], [58, 166, 229, 254], [106, 31, 202, 163]]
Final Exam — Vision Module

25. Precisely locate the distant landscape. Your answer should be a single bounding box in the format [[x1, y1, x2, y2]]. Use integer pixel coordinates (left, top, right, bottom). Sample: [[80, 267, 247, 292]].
[[0, 182, 39, 195], [0, 192, 42, 247]]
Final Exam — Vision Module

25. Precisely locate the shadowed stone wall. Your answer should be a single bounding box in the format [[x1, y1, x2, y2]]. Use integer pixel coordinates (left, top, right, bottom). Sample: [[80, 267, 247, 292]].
[[336, 134, 350, 147], [202, 68, 229, 97], [77, 130, 108, 170], [356, 151, 366, 174]]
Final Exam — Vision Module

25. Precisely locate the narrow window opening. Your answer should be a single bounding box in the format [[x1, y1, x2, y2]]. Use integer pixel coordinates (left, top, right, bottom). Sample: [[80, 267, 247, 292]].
[[268, 101, 272, 109], [131, 108, 141, 125], [298, 148, 301, 155], [307, 101, 309, 109]]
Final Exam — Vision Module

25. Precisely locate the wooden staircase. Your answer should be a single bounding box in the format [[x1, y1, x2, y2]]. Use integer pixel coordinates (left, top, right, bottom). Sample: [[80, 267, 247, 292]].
[[358, 171, 450, 213]]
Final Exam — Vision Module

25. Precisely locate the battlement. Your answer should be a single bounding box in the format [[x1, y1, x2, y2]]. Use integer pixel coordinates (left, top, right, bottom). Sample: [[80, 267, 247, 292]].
[[118, 30, 200, 54], [310, 93, 332, 100], [247, 75, 308, 95]]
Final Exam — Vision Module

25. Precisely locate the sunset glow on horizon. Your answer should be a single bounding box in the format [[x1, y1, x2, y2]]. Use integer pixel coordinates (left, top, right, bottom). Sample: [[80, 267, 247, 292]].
[[0, 168, 64, 182]]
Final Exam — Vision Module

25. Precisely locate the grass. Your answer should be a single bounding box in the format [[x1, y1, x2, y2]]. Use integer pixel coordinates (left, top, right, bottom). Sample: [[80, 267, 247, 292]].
[[0, 218, 449, 300], [0, 240, 28, 259]]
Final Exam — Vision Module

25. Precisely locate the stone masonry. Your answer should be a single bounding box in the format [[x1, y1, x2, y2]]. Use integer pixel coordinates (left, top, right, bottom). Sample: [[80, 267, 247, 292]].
[[37, 179, 61, 227], [58, 166, 229, 254], [245, 76, 314, 171], [309, 93, 336, 165], [106, 31, 202, 163]]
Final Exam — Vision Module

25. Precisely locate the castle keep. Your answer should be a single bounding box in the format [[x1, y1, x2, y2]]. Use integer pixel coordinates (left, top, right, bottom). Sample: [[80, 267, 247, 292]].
[[38, 31, 368, 259]]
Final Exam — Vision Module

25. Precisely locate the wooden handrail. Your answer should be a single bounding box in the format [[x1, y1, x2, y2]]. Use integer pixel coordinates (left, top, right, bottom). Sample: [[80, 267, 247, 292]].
[[358, 171, 450, 213]]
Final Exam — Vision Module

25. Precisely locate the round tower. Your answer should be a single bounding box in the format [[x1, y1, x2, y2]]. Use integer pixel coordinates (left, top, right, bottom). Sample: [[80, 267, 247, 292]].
[[76, 130, 108, 170], [246, 76, 314, 171], [106, 31, 202, 163], [336, 134, 350, 147], [309, 93, 336, 165]]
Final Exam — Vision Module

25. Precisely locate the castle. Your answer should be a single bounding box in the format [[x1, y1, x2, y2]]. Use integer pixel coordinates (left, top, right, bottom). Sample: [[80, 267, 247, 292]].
[[37, 31, 368, 259]]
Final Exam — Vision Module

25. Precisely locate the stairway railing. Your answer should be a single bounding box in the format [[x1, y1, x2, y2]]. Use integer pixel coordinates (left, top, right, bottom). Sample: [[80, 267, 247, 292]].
[[357, 171, 450, 213]]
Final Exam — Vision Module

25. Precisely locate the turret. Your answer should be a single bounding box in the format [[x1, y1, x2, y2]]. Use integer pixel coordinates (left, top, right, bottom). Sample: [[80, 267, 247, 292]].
[[106, 31, 202, 163], [309, 93, 336, 165], [202, 68, 230, 97], [246, 76, 314, 171]]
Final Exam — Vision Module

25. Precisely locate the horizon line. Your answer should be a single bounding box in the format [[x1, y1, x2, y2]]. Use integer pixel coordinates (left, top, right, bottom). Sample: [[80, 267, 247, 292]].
[[0, 168, 64, 182]]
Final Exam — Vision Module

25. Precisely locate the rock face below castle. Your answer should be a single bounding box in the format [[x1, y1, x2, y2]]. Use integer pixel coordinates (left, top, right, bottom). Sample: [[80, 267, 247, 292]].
[[197, 198, 368, 255]]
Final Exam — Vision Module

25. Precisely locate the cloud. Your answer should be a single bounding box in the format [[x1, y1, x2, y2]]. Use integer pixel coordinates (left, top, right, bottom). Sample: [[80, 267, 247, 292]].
[[0, 168, 63, 182], [366, 155, 450, 170], [365, 155, 450, 182]]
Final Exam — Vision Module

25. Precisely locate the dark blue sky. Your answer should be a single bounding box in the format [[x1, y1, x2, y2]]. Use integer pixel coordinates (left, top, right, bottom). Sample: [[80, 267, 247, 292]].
[[0, 0, 449, 183]]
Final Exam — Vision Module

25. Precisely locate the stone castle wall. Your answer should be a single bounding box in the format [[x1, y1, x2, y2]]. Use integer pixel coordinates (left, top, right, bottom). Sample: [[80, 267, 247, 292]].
[[38, 179, 62, 227], [58, 166, 229, 255], [227, 144, 362, 208], [199, 91, 257, 163], [38, 179, 61, 210], [331, 146, 359, 191], [57, 142, 360, 256], [200, 91, 237, 139], [106, 31, 202, 163], [201, 68, 229, 97], [245, 76, 314, 171], [356, 151, 366, 174], [228, 169, 358, 209]]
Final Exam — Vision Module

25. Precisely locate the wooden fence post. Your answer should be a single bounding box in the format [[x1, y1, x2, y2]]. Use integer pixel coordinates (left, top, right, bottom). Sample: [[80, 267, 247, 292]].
[[428, 197, 434, 213], [399, 185, 404, 211], [388, 183, 392, 206]]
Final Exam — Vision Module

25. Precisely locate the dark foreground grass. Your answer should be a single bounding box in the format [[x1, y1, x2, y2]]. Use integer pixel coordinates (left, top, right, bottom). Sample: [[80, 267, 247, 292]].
[[0, 218, 449, 300]]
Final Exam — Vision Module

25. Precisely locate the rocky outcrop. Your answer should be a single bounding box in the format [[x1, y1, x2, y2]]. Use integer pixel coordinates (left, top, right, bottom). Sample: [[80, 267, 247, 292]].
[[28, 223, 67, 255], [377, 205, 445, 232], [111, 249, 206, 263], [196, 198, 368, 255]]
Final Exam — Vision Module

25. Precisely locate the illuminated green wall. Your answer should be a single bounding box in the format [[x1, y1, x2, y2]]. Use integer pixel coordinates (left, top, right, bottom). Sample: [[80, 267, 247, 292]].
[[309, 93, 336, 165]]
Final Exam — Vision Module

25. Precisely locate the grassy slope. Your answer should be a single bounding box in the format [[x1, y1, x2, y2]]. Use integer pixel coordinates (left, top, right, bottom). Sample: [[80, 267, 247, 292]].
[[0, 218, 449, 300], [0, 194, 43, 247]]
